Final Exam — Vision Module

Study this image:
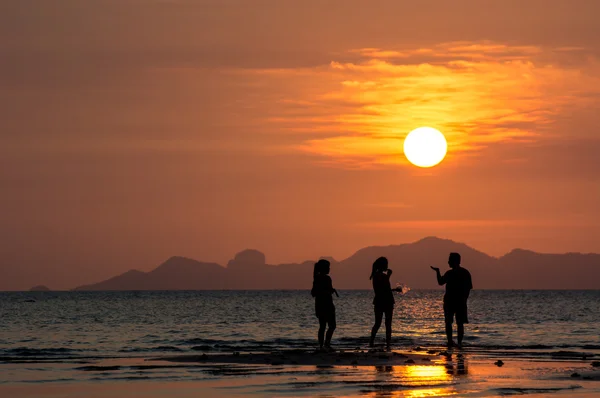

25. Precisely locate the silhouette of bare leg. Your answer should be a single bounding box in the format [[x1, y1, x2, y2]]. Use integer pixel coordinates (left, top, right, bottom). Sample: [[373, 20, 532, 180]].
[[445, 322, 455, 347], [325, 318, 336, 348], [457, 323, 464, 347], [318, 317, 327, 348], [384, 308, 393, 349], [370, 309, 383, 347]]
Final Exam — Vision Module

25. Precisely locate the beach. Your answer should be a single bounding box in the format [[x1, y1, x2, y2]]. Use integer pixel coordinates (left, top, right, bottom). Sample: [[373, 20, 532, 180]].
[[2, 347, 600, 397]]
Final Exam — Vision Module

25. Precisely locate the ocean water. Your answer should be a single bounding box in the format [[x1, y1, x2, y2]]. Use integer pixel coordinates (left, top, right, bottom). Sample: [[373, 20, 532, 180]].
[[1, 290, 599, 364]]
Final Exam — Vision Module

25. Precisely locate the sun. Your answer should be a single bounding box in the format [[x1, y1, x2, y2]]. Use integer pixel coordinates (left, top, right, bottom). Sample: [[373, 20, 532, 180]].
[[403, 127, 448, 168]]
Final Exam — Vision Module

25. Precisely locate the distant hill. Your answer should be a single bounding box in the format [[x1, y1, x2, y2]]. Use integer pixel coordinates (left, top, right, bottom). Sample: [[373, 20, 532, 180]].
[[29, 285, 51, 292], [72, 237, 600, 291], [74, 257, 227, 291]]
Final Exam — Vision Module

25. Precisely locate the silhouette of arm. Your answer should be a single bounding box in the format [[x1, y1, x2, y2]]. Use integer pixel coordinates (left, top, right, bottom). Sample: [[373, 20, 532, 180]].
[[465, 271, 473, 299], [327, 276, 339, 297], [436, 269, 446, 285], [385, 271, 393, 292], [468, 272, 473, 290]]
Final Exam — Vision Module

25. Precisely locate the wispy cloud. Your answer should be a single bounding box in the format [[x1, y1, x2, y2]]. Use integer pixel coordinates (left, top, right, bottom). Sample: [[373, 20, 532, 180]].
[[236, 41, 600, 168]]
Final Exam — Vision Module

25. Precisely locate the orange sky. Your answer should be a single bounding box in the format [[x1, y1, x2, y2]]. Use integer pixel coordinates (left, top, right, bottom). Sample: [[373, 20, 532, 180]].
[[2, 0, 600, 290]]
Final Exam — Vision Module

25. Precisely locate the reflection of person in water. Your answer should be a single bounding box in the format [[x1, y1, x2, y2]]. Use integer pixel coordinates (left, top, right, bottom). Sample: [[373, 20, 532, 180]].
[[431, 252, 473, 348], [375, 365, 394, 373], [443, 354, 468, 376], [369, 257, 395, 349], [311, 259, 338, 351]]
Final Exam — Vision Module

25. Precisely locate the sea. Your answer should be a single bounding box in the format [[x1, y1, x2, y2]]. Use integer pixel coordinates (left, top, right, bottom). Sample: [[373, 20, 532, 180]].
[[1, 290, 599, 388]]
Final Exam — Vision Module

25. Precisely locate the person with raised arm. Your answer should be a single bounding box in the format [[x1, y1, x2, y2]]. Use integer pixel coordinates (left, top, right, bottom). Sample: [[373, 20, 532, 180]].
[[431, 252, 473, 348], [369, 257, 395, 350]]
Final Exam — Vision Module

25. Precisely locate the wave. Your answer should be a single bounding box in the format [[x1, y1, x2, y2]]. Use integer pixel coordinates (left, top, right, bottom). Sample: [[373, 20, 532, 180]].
[[3, 338, 599, 363], [0, 347, 90, 357], [492, 386, 582, 395], [127, 339, 600, 355], [119, 346, 184, 353]]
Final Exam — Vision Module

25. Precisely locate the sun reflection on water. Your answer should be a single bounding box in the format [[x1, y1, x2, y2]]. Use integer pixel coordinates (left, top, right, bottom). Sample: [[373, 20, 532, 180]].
[[402, 364, 450, 383], [401, 388, 459, 398], [360, 363, 457, 397]]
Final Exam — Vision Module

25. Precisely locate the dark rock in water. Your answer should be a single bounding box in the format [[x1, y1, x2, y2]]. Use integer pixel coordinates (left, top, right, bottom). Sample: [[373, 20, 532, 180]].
[[571, 372, 581, 378], [495, 360, 504, 367], [592, 361, 600, 367], [405, 359, 415, 364], [232, 351, 240, 357], [414, 346, 424, 351], [29, 285, 51, 292]]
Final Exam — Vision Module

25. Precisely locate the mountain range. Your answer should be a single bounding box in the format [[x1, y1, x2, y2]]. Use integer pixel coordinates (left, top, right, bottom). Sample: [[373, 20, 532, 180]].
[[71, 237, 600, 290]]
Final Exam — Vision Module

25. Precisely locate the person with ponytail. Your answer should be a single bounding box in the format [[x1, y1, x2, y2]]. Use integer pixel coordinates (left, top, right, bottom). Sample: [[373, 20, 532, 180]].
[[310, 259, 338, 351], [369, 256, 395, 349]]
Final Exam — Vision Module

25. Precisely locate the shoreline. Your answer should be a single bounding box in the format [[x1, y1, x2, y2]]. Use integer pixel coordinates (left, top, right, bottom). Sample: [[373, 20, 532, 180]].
[[153, 348, 437, 367], [3, 352, 600, 397]]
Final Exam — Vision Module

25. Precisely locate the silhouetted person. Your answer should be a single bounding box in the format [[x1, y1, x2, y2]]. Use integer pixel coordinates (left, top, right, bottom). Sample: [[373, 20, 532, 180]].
[[311, 259, 338, 351], [370, 257, 395, 349], [431, 252, 473, 348]]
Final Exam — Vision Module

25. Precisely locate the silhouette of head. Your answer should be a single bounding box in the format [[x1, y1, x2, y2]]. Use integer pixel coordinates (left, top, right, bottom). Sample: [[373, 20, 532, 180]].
[[448, 252, 461, 269], [314, 259, 331, 278], [370, 256, 388, 279]]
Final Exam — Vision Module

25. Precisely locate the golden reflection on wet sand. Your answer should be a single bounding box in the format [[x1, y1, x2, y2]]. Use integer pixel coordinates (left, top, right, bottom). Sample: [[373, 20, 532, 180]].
[[365, 362, 457, 397]]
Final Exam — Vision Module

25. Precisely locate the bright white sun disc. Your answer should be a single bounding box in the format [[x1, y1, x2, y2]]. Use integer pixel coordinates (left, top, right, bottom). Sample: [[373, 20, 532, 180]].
[[403, 127, 447, 168]]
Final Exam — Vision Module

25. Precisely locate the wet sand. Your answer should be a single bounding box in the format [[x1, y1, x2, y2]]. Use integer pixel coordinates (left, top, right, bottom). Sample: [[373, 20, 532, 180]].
[[2, 348, 600, 397], [155, 348, 437, 367]]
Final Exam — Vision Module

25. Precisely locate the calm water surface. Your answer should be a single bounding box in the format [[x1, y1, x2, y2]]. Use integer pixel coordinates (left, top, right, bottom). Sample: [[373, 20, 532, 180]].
[[1, 290, 599, 362]]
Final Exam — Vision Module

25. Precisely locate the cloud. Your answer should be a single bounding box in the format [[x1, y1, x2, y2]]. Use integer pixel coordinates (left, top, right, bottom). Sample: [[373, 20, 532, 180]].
[[239, 41, 600, 168]]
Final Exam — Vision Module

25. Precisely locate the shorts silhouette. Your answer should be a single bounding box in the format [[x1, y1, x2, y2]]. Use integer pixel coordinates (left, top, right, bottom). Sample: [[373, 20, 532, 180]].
[[444, 300, 469, 324]]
